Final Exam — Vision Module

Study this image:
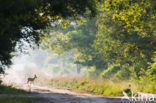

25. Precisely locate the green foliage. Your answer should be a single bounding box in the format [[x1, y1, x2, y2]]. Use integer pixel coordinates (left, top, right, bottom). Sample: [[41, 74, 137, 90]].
[[114, 64, 131, 80], [43, 53, 77, 76], [41, 18, 107, 69], [104, 0, 156, 37], [143, 82, 156, 93], [0, 0, 99, 71], [101, 64, 120, 79], [41, 0, 155, 83], [86, 66, 101, 78], [50, 77, 156, 96], [141, 52, 156, 81], [93, 3, 156, 80], [50, 77, 124, 96]]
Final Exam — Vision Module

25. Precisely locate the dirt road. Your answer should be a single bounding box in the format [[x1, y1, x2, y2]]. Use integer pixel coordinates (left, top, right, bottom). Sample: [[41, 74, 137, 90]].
[[25, 85, 123, 103], [7, 84, 153, 103]]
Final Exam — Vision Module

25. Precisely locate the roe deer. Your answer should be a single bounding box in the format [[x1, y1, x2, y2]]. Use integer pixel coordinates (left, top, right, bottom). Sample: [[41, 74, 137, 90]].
[[27, 75, 37, 84]]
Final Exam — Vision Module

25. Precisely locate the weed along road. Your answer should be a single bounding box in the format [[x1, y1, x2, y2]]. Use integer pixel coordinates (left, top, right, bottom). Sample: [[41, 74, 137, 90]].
[[11, 84, 154, 103]]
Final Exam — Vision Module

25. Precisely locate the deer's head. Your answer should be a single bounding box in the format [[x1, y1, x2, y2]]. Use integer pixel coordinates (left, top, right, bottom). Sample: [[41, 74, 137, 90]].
[[34, 75, 37, 78]]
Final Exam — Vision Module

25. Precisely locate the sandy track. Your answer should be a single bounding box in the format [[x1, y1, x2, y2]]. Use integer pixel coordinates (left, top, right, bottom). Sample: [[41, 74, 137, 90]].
[[26, 85, 123, 103], [1, 84, 155, 103]]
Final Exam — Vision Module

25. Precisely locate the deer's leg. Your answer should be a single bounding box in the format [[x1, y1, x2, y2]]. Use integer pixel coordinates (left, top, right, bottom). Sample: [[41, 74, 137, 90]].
[[27, 80, 29, 84]]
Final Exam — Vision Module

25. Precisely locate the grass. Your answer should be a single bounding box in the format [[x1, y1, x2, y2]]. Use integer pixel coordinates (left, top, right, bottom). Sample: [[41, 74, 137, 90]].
[[49, 77, 156, 96], [49, 77, 125, 96], [0, 85, 27, 94], [0, 97, 33, 103], [0, 85, 35, 103], [136, 81, 156, 93]]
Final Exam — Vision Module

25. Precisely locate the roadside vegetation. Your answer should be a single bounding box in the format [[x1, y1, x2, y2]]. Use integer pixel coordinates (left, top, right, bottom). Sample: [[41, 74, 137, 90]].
[[0, 97, 33, 103], [0, 84, 34, 103], [0, 0, 155, 98], [49, 77, 156, 96], [41, 0, 156, 96], [0, 85, 27, 94]]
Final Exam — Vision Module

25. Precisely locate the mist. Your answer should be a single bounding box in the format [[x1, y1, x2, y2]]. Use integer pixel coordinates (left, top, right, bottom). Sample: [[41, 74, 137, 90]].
[[2, 48, 79, 86]]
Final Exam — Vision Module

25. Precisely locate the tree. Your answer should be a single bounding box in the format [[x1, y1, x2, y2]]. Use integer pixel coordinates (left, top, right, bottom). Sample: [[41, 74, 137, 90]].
[[104, 0, 156, 37], [41, 18, 107, 72], [93, 2, 156, 80], [0, 0, 99, 71], [40, 0, 156, 80]]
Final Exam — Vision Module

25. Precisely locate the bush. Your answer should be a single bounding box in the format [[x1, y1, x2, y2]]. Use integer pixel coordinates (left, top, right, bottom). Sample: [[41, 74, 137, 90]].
[[87, 66, 101, 78], [114, 64, 131, 80], [50, 77, 125, 96], [101, 64, 120, 79]]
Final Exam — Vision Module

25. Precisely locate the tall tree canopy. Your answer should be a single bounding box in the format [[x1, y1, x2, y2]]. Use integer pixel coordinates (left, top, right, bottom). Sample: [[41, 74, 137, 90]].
[[0, 0, 98, 71], [41, 18, 108, 70], [94, 0, 156, 80], [41, 0, 156, 80]]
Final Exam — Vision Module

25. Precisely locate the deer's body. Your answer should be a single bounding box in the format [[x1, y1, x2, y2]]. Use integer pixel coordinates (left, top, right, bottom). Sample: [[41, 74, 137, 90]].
[[27, 75, 37, 84]]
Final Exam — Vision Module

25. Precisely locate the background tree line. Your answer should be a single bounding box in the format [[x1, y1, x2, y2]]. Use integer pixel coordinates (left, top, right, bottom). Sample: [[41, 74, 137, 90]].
[[0, 0, 98, 72], [0, 0, 155, 82], [41, 0, 156, 82]]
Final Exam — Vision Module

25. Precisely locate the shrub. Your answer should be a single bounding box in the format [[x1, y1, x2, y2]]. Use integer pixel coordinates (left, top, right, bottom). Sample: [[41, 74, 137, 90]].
[[101, 64, 120, 79]]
